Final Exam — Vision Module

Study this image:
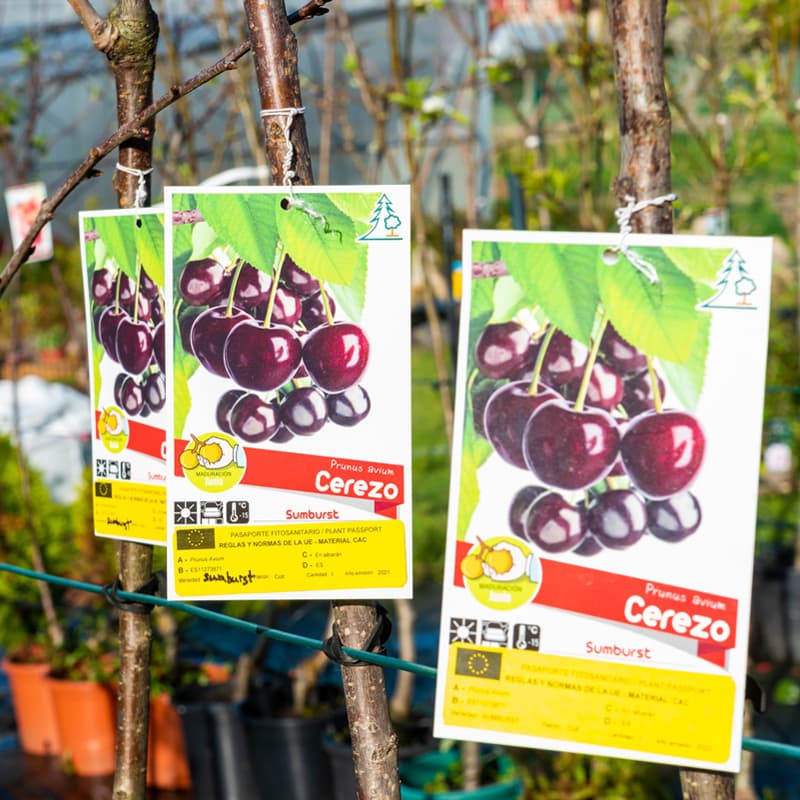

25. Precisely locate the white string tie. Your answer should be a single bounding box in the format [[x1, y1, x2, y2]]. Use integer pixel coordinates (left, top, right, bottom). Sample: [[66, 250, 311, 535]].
[[116, 163, 153, 209], [605, 192, 677, 283], [260, 106, 305, 193]]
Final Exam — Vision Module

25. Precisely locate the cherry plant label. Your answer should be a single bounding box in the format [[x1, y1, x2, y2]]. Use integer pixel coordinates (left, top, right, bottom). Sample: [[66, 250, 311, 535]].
[[433, 229, 772, 771], [164, 186, 412, 601], [79, 208, 168, 544]]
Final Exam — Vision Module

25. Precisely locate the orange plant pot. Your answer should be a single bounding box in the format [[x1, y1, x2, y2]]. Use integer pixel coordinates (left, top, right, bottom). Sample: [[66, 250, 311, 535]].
[[147, 692, 191, 790], [3, 659, 61, 756], [49, 677, 117, 776]]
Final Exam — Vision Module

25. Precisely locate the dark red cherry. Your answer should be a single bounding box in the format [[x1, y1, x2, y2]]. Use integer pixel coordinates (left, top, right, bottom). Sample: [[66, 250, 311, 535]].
[[116, 318, 153, 375], [302, 322, 369, 393], [587, 489, 648, 549], [224, 321, 302, 392], [523, 402, 620, 491], [229, 394, 280, 443], [190, 307, 251, 378], [152, 321, 165, 373], [178, 308, 203, 356], [474, 321, 533, 380], [300, 290, 336, 330], [280, 254, 320, 296], [620, 410, 705, 499], [281, 387, 328, 435], [179, 258, 226, 306], [647, 492, 702, 542], [564, 360, 624, 411], [523, 492, 587, 553], [269, 286, 302, 327], [143, 372, 166, 413], [483, 381, 558, 469], [508, 485, 546, 538], [600, 323, 648, 375], [98, 307, 128, 362], [118, 376, 144, 416], [139, 268, 160, 300], [234, 262, 272, 307], [470, 378, 502, 439], [216, 389, 248, 435], [540, 330, 589, 386], [622, 369, 666, 417], [91, 268, 115, 306], [327, 385, 371, 427]]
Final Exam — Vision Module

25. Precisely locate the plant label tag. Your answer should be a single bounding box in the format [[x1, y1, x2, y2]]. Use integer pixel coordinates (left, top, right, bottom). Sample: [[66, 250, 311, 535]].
[[433, 229, 773, 772], [79, 208, 167, 545], [164, 186, 413, 601]]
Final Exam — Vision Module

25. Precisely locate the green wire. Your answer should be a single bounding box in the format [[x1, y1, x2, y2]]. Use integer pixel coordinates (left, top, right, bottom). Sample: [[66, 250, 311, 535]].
[[3, 561, 800, 758]]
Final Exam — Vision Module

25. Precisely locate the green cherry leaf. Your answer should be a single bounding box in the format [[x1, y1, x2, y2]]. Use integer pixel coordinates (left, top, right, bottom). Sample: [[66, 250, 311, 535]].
[[457, 414, 493, 535], [490, 274, 528, 323], [663, 246, 731, 284], [173, 346, 198, 439], [133, 213, 164, 287], [189, 220, 225, 262], [172, 222, 194, 282], [327, 192, 381, 237], [471, 240, 501, 264], [277, 193, 365, 285], [94, 215, 138, 280], [502, 243, 599, 345], [328, 260, 367, 322], [598, 247, 699, 364], [196, 194, 280, 272]]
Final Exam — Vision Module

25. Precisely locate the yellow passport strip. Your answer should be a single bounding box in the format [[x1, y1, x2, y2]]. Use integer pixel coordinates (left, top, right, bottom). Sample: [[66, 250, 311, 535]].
[[171, 519, 407, 596], [93, 481, 166, 544], [443, 646, 734, 763]]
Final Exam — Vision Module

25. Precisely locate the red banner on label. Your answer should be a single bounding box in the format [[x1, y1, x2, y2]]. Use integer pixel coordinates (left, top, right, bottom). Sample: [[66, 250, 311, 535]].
[[453, 541, 737, 659], [96, 411, 165, 461], [174, 441, 404, 517]]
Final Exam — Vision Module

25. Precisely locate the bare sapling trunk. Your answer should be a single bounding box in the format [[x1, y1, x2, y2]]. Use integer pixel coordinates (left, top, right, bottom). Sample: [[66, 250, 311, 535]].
[[606, 2, 733, 798], [242, 1, 400, 797], [71, 1, 160, 798]]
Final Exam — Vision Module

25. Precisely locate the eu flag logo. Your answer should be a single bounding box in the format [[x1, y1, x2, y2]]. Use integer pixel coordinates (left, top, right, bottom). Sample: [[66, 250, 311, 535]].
[[176, 528, 216, 550], [454, 647, 502, 680]]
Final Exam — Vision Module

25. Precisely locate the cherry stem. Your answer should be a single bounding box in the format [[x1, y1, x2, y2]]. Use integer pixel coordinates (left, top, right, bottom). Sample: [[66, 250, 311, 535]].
[[132, 265, 143, 325], [114, 270, 122, 312], [574, 314, 609, 412], [225, 258, 244, 317], [262, 242, 286, 328], [319, 282, 334, 327], [527, 324, 556, 396], [646, 356, 663, 413]]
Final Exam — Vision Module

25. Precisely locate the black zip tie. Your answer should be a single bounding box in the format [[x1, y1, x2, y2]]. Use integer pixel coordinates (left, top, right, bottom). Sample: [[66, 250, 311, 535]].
[[322, 603, 393, 667], [102, 571, 165, 615]]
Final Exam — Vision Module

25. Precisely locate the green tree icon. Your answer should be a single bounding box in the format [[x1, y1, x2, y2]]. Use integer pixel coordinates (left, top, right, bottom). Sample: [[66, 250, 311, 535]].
[[362, 193, 402, 239]]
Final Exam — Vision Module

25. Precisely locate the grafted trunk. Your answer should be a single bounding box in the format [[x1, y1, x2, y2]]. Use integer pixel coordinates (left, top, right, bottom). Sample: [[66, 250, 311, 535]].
[[606, 3, 734, 798], [241, 2, 400, 797], [102, 3, 160, 798]]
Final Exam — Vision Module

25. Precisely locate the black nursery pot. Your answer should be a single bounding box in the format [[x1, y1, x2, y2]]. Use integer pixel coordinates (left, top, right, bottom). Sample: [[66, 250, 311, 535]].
[[240, 678, 346, 800], [324, 712, 435, 800], [242, 706, 343, 800]]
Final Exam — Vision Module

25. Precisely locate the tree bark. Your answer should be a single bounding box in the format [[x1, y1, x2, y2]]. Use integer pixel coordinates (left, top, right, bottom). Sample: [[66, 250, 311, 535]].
[[98, 3, 160, 798], [241, 2, 400, 797], [607, 3, 733, 798]]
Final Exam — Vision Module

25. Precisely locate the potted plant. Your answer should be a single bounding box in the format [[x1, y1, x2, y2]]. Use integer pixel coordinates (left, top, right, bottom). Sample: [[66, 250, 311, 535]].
[[398, 745, 523, 800], [46, 610, 119, 777], [0, 434, 77, 756]]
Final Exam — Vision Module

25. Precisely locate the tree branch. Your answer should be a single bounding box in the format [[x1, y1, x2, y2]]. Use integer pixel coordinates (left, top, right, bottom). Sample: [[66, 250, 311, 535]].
[[0, 3, 333, 300], [67, 0, 119, 52]]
